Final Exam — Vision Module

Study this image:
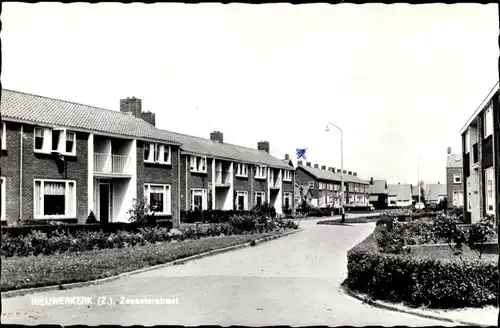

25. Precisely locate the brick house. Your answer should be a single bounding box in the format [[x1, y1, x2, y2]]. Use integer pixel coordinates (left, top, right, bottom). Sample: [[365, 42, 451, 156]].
[[387, 183, 413, 208], [0, 89, 295, 226], [460, 82, 499, 224], [0, 89, 182, 226], [368, 178, 388, 209], [294, 161, 370, 209], [445, 147, 464, 208]]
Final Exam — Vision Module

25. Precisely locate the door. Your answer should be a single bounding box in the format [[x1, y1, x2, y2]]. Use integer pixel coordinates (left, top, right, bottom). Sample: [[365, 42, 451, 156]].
[[99, 183, 109, 224]]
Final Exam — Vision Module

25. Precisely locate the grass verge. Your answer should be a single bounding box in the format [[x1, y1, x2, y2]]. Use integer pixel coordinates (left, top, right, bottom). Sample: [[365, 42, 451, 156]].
[[1, 232, 280, 292]]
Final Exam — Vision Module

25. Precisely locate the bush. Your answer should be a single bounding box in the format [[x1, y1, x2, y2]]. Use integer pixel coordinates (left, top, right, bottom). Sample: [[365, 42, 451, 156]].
[[347, 226, 498, 309], [181, 210, 253, 224], [86, 210, 98, 224], [375, 216, 394, 231]]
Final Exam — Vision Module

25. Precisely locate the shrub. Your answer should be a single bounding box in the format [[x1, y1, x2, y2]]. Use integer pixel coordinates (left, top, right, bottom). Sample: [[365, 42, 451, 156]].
[[347, 226, 498, 309], [127, 198, 156, 226], [86, 210, 98, 224], [252, 202, 276, 218], [467, 215, 496, 259], [375, 216, 394, 231]]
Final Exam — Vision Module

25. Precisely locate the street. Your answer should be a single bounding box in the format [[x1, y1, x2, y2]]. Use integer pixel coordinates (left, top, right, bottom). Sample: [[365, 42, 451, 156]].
[[2, 216, 454, 326]]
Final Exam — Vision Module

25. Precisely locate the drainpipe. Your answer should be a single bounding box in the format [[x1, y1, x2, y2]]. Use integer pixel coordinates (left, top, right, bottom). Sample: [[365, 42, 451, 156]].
[[19, 125, 23, 223], [177, 147, 181, 228]]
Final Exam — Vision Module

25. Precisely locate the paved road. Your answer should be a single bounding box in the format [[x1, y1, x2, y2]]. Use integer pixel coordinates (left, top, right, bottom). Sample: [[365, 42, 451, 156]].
[[2, 216, 455, 326]]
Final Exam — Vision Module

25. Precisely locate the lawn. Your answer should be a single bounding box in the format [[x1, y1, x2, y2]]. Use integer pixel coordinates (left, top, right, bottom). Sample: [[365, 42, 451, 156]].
[[1, 232, 280, 292]]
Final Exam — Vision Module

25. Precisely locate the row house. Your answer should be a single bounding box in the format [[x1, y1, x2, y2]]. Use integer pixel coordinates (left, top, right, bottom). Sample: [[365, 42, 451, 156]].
[[411, 183, 447, 205], [368, 178, 388, 209], [445, 147, 464, 208], [387, 183, 413, 208], [0, 89, 295, 227], [294, 161, 370, 208], [460, 82, 499, 224]]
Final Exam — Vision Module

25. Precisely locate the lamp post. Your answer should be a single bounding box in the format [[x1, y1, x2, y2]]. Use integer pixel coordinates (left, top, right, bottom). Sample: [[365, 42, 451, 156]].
[[326, 122, 345, 223]]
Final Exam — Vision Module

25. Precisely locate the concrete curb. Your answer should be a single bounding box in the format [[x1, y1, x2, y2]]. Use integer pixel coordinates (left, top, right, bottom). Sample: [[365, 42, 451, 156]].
[[2, 228, 304, 299], [340, 283, 488, 327]]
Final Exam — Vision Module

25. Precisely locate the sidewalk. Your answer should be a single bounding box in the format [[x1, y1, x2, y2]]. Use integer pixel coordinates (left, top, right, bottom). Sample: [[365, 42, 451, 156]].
[[343, 285, 497, 326]]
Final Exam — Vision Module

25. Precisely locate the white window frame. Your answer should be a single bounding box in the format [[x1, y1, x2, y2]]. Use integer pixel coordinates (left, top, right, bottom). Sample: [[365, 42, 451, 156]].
[[236, 190, 249, 210], [1, 123, 6, 150], [466, 177, 472, 212], [254, 191, 265, 207], [144, 183, 171, 215], [191, 188, 207, 211], [33, 179, 76, 219], [283, 170, 292, 182], [485, 168, 495, 214], [1, 177, 5, 221], [190, 156, 207, 173], [308, 181, 315, 189], [283, 192, 292, 209], [453, 173, 462, 184], [235, 163, 248, 177], [33, 127, 76, 156], [465, 129, 470, 154], [319, 182, 324, 190], [484, 105, 493, 138], [144, 143, 171, 165], [255, 165, 267, 179]]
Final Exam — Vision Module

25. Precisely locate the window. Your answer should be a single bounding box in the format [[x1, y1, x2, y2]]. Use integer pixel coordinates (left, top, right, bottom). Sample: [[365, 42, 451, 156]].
[[484, 105, 493, 138], [319, 182, 324, 190], [467, 177, 472, 212], [453, 173, 462, 184], [349, 184, 354, 192], [453, 191, 464, 207], [255, 165, 267, 179], [485, 168, 495, 214], [191, 189, 207, 211], [34, 127, 76, 156], [144, 184, 171, 215], [1, 123, 6, 150], [283, 170, 292, 181], [254, 191, 265, 207], [236, 190, 248, 210], [465, 129, 470, 154], [354, 185, 359, 193], [144, 143, 171, 164], [34, 180, 76, 218], [1, 177, 5, 221], [190, 156, 207, 173], [308, 181, 315, 189], [283, 192, 292, 209], [235, 163, 248, 177], [334, 184, 339, 191]]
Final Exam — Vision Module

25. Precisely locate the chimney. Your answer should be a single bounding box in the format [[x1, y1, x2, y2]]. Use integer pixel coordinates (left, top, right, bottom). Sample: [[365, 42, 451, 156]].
[[353, 172, 357, 176], [321, 165, 326, 170], [328, 167, 333, 172], [306, 162, 311, 167], [447, 147, 451, 155], [438, 181, 440, 184], [343, 170, 347, 174], [284, 154, 290, 160], [348, 171, 352, 175], [298, 160, 303, 166], [210, 131, 224, 143], [120, 97, 142, 117], [332, 167, 336, 172], [337, 169, 341, 173], [370, 177, 374, 185], [140, 111, 156, 126], [398, 182, 401, 185], [314, 164, 319, 169], [258, 141, 270, 154]]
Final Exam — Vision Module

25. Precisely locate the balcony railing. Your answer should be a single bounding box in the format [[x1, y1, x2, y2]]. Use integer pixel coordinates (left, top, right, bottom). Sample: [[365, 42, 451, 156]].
[[94, 153, 131, 174], [215, 171, 231, 185], [472, 143, 478, 164]]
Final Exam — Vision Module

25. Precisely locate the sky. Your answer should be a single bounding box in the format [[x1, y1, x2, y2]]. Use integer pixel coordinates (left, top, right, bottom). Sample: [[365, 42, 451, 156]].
[[2, 3, 498, 185]]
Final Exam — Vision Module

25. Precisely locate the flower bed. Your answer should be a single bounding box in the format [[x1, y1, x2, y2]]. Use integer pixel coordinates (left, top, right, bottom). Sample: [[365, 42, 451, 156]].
[[1, 214, 299, 257], [346, 224, 498, 309]]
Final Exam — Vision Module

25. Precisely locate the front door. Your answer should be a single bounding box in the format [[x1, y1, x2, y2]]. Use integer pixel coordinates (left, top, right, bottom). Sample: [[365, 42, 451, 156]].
[[99, 183, 109, 224]]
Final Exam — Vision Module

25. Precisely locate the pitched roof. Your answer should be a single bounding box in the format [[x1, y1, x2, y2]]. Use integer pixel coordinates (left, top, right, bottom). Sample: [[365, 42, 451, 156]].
[[447, 154, 463, 168], [1, 89, 180, 144], [368, 180, 387, 194], [297, 164, 369, 184], [156, 130, 293, 170], [423, 183, 447, 201], [387, 184, 412, 200]]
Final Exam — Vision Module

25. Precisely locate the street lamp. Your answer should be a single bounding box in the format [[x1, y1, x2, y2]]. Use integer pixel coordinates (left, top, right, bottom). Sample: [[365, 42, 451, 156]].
[[326, 122, 345, 223]]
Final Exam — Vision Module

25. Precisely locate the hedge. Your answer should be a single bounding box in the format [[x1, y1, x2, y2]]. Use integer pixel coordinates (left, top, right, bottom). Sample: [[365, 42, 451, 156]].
[[181, 210, 254, 223], [346, 226, 498, 309]]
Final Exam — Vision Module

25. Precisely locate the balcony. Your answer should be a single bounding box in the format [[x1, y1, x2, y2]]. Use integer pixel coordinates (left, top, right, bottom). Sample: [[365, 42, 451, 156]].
[[472, 143, 479, 166], [94, 153, 131, 176], [215, 171, 231, 187]]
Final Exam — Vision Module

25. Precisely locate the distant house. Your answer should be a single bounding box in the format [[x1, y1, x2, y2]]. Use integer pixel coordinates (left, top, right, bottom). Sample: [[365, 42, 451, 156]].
[[446, 147, 464, 208], [387, 183, 413, 208], [422, 183, 447, 204], [368, 178, 388, 209]]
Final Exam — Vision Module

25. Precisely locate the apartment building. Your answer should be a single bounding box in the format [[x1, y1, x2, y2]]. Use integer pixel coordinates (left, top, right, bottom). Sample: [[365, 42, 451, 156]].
[[446, 147, 464, 208], [0, 89, 295, 226], [460, 82, 499, 223], [294, 161, 370, 209]]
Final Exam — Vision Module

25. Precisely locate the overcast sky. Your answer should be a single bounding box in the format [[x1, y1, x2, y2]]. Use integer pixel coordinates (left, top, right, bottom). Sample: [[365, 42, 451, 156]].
[[2, 3, 498, 184]]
